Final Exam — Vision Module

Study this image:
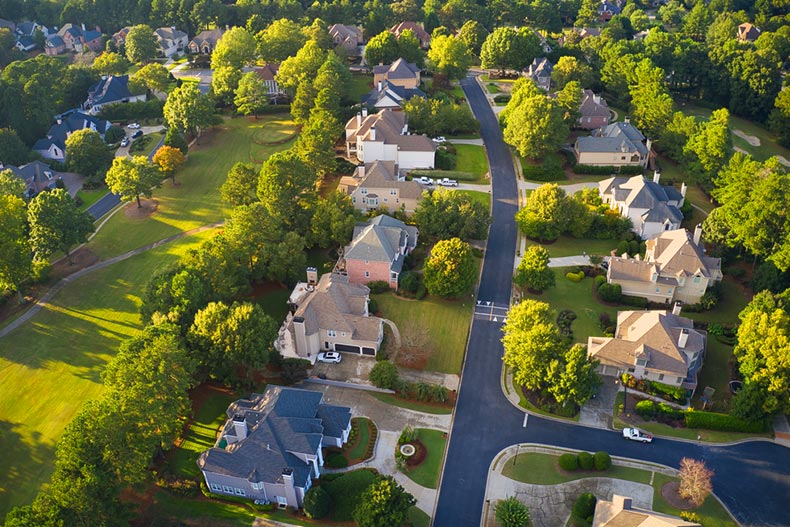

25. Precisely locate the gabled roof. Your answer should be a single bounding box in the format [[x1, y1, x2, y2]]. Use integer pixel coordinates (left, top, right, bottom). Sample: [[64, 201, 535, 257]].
[[363, 80, 426, 108], [346, 213, 418, 264], [737, 23, 761, 41], [373, 58, 420, 79], [647, 229, 721, 280], [16, 36, 36, 49], [599, 175, 683, 225], [37, 111, 110, 151], [579, 90, 610, 118], [329, 24, 363, 44], [198, 386, 351, 488], [578, 122, 649, 156], [2, 161, 57, 194], [390, 21, 430, 45], [85, 75, 134, 107], [45, 35, 65, 48], [154, 26, 187, 42], [15, 22, 38, 36], [113, 26, 132, 41], [83, 29, 101, 41], [255, 63, 279, 81], [58, 23, 83, 38], [599, 0, 621, 14], [345, 109, 435, 153], [190, 27, 225, 47], [594, 495, 701, 527], [341, 161, 423, 201], [526, 57, 553, 78]]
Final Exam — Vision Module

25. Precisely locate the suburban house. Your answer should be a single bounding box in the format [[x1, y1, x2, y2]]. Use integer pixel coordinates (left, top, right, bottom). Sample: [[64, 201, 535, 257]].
[[198, 385, 351, 509], [390, 21, 431, 48], [0, 160, 62, 198], [279, 270, 384, 360], [372, 58, 421, 89], [577, 90, 610, 130], [336, 214, 419, 289], [607, 226, 722, 305], [44, 34, 66, 55], [599, 172, 685, 239], [329, 24, 363, 56], [339, 160, 423, 213], [56, 23, 102, 53], [15, 35, 36, 51], [33, 111, 111, 161], [362, 80, 426, 111], [111, 26, 132, 46], [593, 495, 701, 527], [599, 0, 622, 21], [188, 27, 225, 54], [525, 57, 553, 90], [737, 22, 761, 42], [254, 63, 284, 97], [574, 120, 651, 168], [587, 305, 706, 393], [14, 21, 48, 51], [154, 27, 188, 57], [344, 109, 435, 169], [0, 19, 15, 31], [83, 75, 146, 115]]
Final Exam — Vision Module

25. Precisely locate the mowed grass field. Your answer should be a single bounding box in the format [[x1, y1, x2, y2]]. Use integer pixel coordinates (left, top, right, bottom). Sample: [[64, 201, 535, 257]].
[[0, 229, 215, 517], [90, 116, 297, 259]]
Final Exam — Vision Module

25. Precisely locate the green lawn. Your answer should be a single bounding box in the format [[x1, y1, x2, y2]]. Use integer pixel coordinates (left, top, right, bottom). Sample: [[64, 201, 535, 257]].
[[76, 187, 107, 210], [524, 236, 617, 258], [167, 389, 237, 479], [370, 392, 453, 414], [373, 292, 473, 374], [455, 189, 491, 210], [0, 229, 215, 518], [691, 338, 734, 413], [346, 417, 375, 461], [89, 116, 297, 259], [486, 82, 501, 94], [407, 506, 431, 527], [680, 277, 750, 326], [652, 472, 738, 527], [347, 74, 373, 103], [453, 144, 489, 181], [403, 429, 447, 489]]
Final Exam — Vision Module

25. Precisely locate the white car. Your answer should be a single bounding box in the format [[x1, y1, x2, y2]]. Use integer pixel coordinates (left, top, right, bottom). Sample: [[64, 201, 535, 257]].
[[127, 122, 141, 129], [432, 136, 446, 143], [622, 427, 653, 443], [317, 352, 342, 364], [437, 178, 458, 187], [416, 176, 434, 185], [120, 137, 130, 147]]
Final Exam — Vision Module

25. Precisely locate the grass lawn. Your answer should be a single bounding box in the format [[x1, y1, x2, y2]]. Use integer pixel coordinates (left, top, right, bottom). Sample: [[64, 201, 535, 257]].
[[524, 236, 617, 259], [370, 392, 453, 414], [655, 155, 714, 214], [486, 82, 501, 94], [76, 187, 107, 210], [167, 389, 238, 479], [347, 74, 373, 103], [407, 506, 431, 527], [345, 417, 375, 461], [652, 473, 738, 527], [324, 469, 380, 522], [89, 116, 297, 259], [403, 428, 447, 489], [691, 338, 734, 413], [0, 229, 215, 518], [453, 144, 489, 181], [372, 292, 473, 374], [455, 189, 491, 210], [680, 277, 750, 326]]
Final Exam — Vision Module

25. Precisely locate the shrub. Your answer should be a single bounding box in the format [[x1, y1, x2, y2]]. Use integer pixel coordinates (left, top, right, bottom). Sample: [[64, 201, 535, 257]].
[[399, 271, 420, 294], [105, 125, 126, 143], [98, 99, 165, 121], [684, 410, 767, 433], [594, 274, 607, 287], [436, 148, 457, 170], [399, 425, 416, 444], [558, 453, 578, 471], [649, 381, 687, 404], [367, 280, 390, 294], [577, 451, 594, 470], [370, 360, 399, 389], [680, 511, 702, 523], [571, 493, 597, 526], [429, 384, 448, 403], [522, 153, 566, 182], [700, 289, 719, 310], [566, 271, 585, 282], [635, 399, 657, 418], [493, 94, 511, 103], [303, 486, 332, 519], [325, 452, 348, 468], [593, 451, 611, 471], [599, 312, 614, 334], [597, 282, 622, 302], [368, 298, 378, 314], [619, 294, 647, 308], [280, 358, 310, 384], [416, 284, 427, 300]]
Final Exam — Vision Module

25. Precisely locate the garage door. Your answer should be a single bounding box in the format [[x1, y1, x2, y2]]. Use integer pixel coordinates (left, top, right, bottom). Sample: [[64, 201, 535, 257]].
[[335, 343, 361, 354], [361, 347, 376, 356]]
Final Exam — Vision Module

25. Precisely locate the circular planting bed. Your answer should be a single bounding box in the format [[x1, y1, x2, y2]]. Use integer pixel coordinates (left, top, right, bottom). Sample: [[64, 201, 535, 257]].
[[404, 439, 427, 468], [661, 481, 696, 510], [400, 444, 416, 457]]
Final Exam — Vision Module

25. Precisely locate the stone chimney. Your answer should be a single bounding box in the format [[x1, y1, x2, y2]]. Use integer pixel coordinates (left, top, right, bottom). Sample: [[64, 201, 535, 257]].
[[232, 414, 247, 440], [652, 170, 660, 184], [693, 224, 702, 246], [678, 328, 689, 348], [672, 302, 682, 316], [306, 267, 318, 285], [292, 316, 309, 358], [613, 495, 633, 511]]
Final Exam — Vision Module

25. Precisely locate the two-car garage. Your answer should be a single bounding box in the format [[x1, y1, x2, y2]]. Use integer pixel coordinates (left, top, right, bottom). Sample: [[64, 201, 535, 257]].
[[333, 343, 376, 356]]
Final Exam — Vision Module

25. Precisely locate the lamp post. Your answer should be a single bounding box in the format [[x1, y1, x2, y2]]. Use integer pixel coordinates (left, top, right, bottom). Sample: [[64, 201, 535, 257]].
[[513, 444, 520, 466]]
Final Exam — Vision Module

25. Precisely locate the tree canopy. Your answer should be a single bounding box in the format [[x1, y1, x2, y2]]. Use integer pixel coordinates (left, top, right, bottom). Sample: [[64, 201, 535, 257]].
[[27, 188, 95, 264], [125, 24, 158, 64], [423, 237, 477, 298], [105, 155, 162, 208]]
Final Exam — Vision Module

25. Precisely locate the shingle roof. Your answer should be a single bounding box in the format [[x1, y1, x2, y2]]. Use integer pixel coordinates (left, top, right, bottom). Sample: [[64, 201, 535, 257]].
[[578, 122, 648, 156], [390, 22, 430, 45], [580, 90, 610, 118], [255, 63, 279, 81], [155, 26, 187, 41], [341, 161, 424, 201], [329, 24, 363, 44], [46, 35, 64, 47], [527, 57, 553, 78], [36, 112, 110, 152], [345, 110, 435, 153], [646, 229, 721, 280], [191, 28, 225, 47], [85, 75, 134, 107], [363, 80, 426, 108], [599, 175, 683, 225]]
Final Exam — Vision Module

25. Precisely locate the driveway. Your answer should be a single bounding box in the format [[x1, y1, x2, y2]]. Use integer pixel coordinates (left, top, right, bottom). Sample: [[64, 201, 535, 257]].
[[578, 376, 621, 429]]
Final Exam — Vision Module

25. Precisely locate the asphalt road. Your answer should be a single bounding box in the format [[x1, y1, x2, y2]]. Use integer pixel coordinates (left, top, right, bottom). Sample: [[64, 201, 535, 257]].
[[433, 76, 790, 527]]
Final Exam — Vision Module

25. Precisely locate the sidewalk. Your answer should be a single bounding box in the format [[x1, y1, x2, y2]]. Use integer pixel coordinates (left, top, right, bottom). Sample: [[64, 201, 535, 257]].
[[773, 414, 790, 447]]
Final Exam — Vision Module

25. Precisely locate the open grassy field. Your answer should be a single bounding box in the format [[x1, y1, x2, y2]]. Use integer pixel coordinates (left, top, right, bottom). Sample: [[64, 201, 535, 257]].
[[453, 144, 489, 181], [89, 116, 297, 259], [372, 292, 473, 374], [403, 429, 448, 489], [0, 229, 216, 518], [347, 74, 373, 103]]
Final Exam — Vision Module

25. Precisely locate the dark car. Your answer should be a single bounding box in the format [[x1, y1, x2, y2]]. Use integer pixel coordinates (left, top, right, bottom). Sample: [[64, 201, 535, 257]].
[[131, 130, 143, 139]]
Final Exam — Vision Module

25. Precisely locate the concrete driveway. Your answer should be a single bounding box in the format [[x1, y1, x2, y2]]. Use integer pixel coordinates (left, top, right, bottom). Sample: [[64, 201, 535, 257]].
[[311, 354, 375, 384]]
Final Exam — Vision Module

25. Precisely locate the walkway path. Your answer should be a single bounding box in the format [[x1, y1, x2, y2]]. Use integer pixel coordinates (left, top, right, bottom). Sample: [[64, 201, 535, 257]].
[[0, 222, 222, 339], [449, 138, 484, 146]]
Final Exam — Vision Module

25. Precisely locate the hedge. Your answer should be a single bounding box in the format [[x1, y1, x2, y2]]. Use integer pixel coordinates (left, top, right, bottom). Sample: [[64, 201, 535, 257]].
[[98, 99, 165, 121], [558, 453, 578, 471], [573, 164, 644, 176], [571, 493, 597, 526], [593, 451, 611, 471], [325, 452, 348, 468], [619, 294, 649, 308], [566, 271, 585, 282], [685, 411, 767, 433], [410, 169, 479, 181], [597, 282, 622, 302], [577, 451, 594, 470]]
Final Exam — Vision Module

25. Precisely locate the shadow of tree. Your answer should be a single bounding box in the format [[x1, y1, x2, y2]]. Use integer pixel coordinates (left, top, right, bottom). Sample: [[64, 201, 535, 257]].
[[0, 421, 55, 519]]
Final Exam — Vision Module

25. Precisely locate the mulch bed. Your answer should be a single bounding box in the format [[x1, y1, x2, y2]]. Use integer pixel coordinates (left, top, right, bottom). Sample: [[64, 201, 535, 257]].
[[661, 480, 696, 510], [404, 439, 427, 467], [124, 198, 159, 219]]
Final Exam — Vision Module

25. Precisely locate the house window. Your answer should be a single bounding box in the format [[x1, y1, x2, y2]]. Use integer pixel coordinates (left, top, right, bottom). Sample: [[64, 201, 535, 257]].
[[677, 377, 683, 384], [364, 271, 370, 278], [341, 332, 346, 337], [655, 287, 660, 293], [251, 481, 263, 490], [352, 197, 356, 203], [658, 374, 664, 381], [211, 483, 222, 492], [235, 488, 246, 496], [390, 189, 397, 195], [383, 198, 388, 203], [636, 359, 646, 366], [365, 259, 369, 264], [361, 188, 367, 194], [621, 156, 626, 160], [693, 276, 701, 283], [327, 330, 337, 337], [222, 486, 233, 494]]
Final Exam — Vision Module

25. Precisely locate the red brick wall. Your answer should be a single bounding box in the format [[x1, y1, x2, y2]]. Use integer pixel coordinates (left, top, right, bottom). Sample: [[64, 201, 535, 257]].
[[345, 259, 393, 287]]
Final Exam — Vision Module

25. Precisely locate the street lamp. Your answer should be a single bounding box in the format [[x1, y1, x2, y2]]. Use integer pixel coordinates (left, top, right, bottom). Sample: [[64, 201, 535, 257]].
[[513, 444, 520, 466]]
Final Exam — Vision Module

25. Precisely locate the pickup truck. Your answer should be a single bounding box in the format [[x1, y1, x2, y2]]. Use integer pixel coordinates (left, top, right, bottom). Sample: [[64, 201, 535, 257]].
[[437, 178, 458, 187], [416, 176, 434, 185], [622, 427, 653, 443]]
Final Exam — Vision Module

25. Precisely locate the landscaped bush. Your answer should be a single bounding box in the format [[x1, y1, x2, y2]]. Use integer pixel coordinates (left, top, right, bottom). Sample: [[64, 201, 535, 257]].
[[700, 289, 719, 310], [324, 469, 381, 522], [635, 400, 658, 419], [522, 154, 565, 182], [436, 148, 457, 170], [593, 451, 611, 471], [577, 451, 594, 470], [368, 298, 378, 314], [493, 94, 511, 103], [281, 358, 310, 385], [325, 452, 349, 468], [597, 282, 622, 302], [558, 453, 578, 471], [557, 310, 576, 340], [623, 374, 687, 404], [566, 270, 585, 282], [303, 486, 332, 519], [619, 294, 649, 308], [99, 99, 165, 121], [685, 410, 767, 433], [573, 164, 643, 175], [370, 360, 399, 389], [367, 281, 390, 294], [571, 493, 597, 527], [398, 425, 417, 445], [416, 284, 427, 300], [599, 312, 615, 334]]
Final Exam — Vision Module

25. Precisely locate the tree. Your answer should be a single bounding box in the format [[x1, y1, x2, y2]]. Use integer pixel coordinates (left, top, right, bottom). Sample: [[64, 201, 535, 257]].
[[413, 188, 491, 241], [503, 95, 568, 160], [514, 245, 555, 292], [130, 62, 171, 96], [267, 231, 307, 285], [164, 127, 188, 154], [211, 27, 256, 70], [234, 71, 269, 117], [396, 29, 424, 67], [0, 129, 31, 167], [502, 300, 564, 391], [552, 56, 594, 90], [0, 194, 32, 303], [364, 30, 399, 67], [678, 458, 713, 507], [516, 184, 573, 241], [629, 59, 673, 138], [92, 52, 129, 76], [547, 344, 601, 408], [480, 27, 541, 75], [256, 18, 307, 63], [370, 360, 400, 389], [211, 65, 243, 105], [423, 237, 477, 298], [0, 169, 27, 199], [276, 39, 325, 92], [257, 149, 316, 233], [125, 24, 158, 64], [495, 496, 531, 527], [458, 20, 488, 56], [140, 265, 211, 329], [105, 155, 162, 208], [27, 189, 95, 265], [555, 81, 582, 126], [353, 476, 416, 527], [310, 191, 356, 248], [303, 487, 332, 520], [163, 82, 214, 142], [683, 108, 732, 185], [221, 162, 259, 207], [769, 88, 790, 148], [576, 0, 599, 27], [152, 145, 187, 184], [223, 202, 283, 280], [427, 34, 473, 81], [65, 129, 113, 182]]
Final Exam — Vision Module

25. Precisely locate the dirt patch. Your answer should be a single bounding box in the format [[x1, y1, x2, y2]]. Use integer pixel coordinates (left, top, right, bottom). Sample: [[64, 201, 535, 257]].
[[50, 246, 100, 280], [124, 198, 159, 218], [395, 325, 431, 369], [661, 480, 696, 510], [732, 129, 760, 147]]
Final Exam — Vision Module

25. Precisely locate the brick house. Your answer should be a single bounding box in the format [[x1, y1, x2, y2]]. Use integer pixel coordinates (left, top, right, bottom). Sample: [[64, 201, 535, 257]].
[[372, 58, 421, 90], [577, 90, 610, 130], [389, 21, 430, 49]]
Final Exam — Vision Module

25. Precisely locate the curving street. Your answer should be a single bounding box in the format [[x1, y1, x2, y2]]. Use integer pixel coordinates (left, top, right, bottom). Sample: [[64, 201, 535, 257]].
[[432, 76, 790, 527]]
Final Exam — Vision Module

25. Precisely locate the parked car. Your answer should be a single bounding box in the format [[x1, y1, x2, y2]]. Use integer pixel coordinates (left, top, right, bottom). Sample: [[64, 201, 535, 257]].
[[622, 427, 652, 443], [437, 178, 458, 187], [416, 176, 434, 185], [120, 137, 129, 147], [317, 352, 342, 364], [131, 130, 143, 139], [127, 122, 141, 129], [432, 136, 446, 143]]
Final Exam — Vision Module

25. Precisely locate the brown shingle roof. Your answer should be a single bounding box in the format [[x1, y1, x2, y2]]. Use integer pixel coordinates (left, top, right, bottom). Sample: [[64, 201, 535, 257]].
[[345, 110, 435, 153]]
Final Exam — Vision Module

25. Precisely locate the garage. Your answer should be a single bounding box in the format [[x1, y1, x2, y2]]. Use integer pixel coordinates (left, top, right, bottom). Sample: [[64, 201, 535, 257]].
[[361, 347, 376, 356], [334, 343, 361, 354]]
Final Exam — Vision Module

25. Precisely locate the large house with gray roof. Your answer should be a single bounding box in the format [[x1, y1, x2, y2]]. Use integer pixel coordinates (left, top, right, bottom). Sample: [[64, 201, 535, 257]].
[[0, 160, 62, 198], [574, 120, 651, 168], [33, 111, 111, 161], [83, 75, 146, 115], [587, 305, 706, 392], [525, 57, 553, 90], [198, 385, 351, 509], [339, 160, 423, 214], [345, 109, 435, 169], [363, 80, 426, 111], [337, 214, 418, 289], [373, 58, 421, 90], [607, 226, 722, 305], [154, 26, 188, 57], [188, 27, 225, 54], [329, 24, 363, 57], [599, 172, 685, 239], [577, 90, 610, 130]]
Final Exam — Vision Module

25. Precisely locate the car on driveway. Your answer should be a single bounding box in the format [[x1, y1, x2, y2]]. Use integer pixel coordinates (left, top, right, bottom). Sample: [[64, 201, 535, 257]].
[[317, 352, 342, 364], [416, 176, 434, 185], [622, 427, 652, 443], [120, 137, 129, 147], [438, 178, 458, 187], [131, 130, 143, 139], [432, 136, 446, 143], [127, 122, 141, 129]]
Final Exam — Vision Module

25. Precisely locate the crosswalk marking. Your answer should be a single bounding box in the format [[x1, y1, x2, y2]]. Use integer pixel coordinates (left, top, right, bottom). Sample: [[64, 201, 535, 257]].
[[473, 301, 510, 323]]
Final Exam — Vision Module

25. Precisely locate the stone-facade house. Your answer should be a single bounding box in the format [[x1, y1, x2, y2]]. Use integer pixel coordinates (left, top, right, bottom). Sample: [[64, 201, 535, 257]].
[[33, 111, 111, 162], [329, 24, 363, 56], [154, 27, 188, 57], [83, 75, 146, 115], [525, 57, 553, 90], [337, 214, 418, 289], [198, 386, 351, 509], [280, 271, 384, 360], [372, 58, 421, 90], [339, 160, 423, 213], [606, 226, 722, 305], [390, 21, 431, 48], [44, 34, 66, 55], [737, 22, 761, 42], [345, 109, 435, 169], [577, 90, 610, 130], [587, 305, 706, 393], [599, 172, 685, 239], [594, 495, 701, 527], [188, 27, 225, 54], [575, 120, 651, 168]]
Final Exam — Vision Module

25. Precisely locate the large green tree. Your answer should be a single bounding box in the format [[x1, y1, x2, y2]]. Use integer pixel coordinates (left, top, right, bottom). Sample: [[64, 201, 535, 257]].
[[480, 27, 541, 76], [0, 168, 27, 198], [514, 245, 555, 292], [515, 184, 573, 241], [413, 188, 491, 240], [502, 299, 564, 391], [211, 26, 257, 70], [256, 18, 308, 63], [0, 129, 31, 166], [105, 155, 162, 208], [221, 162, 259, 207], [65, 129, 113, 180], [502, 95, 568, 160], [364, 30, 400, 66], [458, 20, 488, 56], [163, 82, 214, 141], [427, 34, 473, 81], [125, 24, 158, 64], [92, 52, 130, 76], [309, 191, 356, 248], [257, 149, 316, 233], [0, 194, 32, 303], [552, 56, 594, 90], [234, 71, 269, 117], [130, 62, 171, 96], [423, 237, 477, 298], [352, 476, 416, 527], [683, 108, 732, 185], [276, 39, 326, 92], [27, 188, 95, 265], [629, 59, 674, 138], [547, 343, 601, 408]]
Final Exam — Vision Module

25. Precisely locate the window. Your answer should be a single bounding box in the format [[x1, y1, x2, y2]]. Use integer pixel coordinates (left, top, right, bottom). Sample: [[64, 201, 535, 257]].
[[235, 488, 246, 496], [327, 330, 337, 337], [655, 287, 660, 293], [636, 359, 646, 366], [341, 332, 346, 337], [364, 271, 370, 278], [383, 198, 388, 203], [621, 156, 626, 160], [364, 259, 369, 264], [222, 485, 232, 494], [658, 374, 664, 381], [693, 276, 701, 283], [361, 188, 367, 194], [352, 197, 356, 203], [390, 189, 397, 195], [251, 481, 263, 490], [211, 483, 222, 492], [677, 377, 683, 384]]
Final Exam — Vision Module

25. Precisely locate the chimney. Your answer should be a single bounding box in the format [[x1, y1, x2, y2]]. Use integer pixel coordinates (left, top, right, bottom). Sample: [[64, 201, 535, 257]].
[[362, 107, 368, 117], [612, 495, 632, 511], [377, 81, 382, 91], [652, 170, 660, 184], [292, 316, 309, 358], [81, 23, 86, 31], [693, 224, 702, 246], [357, 164, 365, 179], [624, 116, 630, 124], [680, 182, 687, 198], [634, 253, 641, 261], [678, 328, 689, 348], [672, 302, 682, 316], [232, 414, 247, 440], [306, 267, 318, 285], [370, 127, 376, 141], [356, 112, 362, 128]]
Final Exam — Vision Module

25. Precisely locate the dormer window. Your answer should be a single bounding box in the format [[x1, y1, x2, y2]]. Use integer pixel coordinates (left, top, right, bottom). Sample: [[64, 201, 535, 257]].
[[636, 358, 647, 366]]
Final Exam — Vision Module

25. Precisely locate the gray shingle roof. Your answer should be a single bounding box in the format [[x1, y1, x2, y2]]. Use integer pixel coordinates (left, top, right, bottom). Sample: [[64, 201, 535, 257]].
[[363, 80, 426, 108], [85, 75, 134, 107], [578, 122, 648, 156]]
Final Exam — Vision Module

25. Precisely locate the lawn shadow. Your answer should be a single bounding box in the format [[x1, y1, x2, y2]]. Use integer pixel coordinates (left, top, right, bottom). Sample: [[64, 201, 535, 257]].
[[0, 421, 55, 519]]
